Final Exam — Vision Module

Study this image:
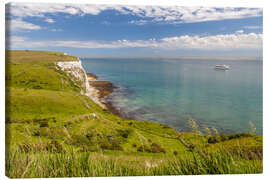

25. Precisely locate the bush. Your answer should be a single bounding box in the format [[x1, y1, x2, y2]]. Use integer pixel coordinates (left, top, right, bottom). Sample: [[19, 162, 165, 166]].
[[132, 143, 137, 148], [100, 141, 110, 150], [33, 85, 42, 89], [117, 128, 133, 138], [208, 136, 219, 144], [137, 143, 166, 153], [173, 151, 178, 156], [137, 145, 151, 152], [151, 143, 166, 153], [110, 140, 123, 151], [69, 134, 92, 147], [64, 121, 72, 127], [100, 139, 123, 151], [162, 124, 171, 129], [208, 133, 254, 144]]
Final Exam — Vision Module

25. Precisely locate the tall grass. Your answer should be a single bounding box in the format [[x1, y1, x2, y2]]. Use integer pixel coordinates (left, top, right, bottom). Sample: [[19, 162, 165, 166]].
[[6, 147, 262, 178]]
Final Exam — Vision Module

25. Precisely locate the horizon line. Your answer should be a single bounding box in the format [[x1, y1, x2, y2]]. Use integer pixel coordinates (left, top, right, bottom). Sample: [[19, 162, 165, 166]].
[[79, 55, 263, 60]]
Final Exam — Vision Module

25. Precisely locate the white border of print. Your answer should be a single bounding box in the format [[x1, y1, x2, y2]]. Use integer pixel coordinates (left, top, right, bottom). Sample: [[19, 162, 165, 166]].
[[0, 0, 268, 180]]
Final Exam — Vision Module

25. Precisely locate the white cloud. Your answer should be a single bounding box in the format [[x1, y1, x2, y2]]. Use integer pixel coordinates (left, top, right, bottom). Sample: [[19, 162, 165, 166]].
[[6, 3, 262, 24], [6, 18, 41, 31], [128, 20, 148, 25], [235, 30, 244, 34], [158, 33, 262, 49], [45, 18, 55, 23], [7, 32, 262, 50]]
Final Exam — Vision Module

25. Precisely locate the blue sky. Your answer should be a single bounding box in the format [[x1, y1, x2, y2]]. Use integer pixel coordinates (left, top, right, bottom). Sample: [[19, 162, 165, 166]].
[[5, 3, 263, 57]]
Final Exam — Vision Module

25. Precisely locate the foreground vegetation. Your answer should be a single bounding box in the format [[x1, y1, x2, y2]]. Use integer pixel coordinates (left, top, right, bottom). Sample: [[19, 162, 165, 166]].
[[5, 50, 263, 178]]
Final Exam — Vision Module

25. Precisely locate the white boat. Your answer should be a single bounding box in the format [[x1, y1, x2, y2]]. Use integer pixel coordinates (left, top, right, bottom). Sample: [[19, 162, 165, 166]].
[[214, 64, 230, 70]]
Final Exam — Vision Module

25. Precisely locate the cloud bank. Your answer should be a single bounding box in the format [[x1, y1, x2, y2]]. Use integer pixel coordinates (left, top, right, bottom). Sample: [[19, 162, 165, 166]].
[[7, 3, 262, 25], [6, 18, 41, 31], [7, 32, 262, 50]]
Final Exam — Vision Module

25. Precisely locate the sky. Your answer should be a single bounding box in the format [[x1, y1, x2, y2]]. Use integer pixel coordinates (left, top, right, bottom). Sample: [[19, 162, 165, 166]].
[[5, 3, 263, 57]]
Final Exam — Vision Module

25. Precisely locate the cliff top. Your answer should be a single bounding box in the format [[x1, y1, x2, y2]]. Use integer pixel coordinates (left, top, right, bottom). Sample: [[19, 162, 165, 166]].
[[6, 50, 78, 64]]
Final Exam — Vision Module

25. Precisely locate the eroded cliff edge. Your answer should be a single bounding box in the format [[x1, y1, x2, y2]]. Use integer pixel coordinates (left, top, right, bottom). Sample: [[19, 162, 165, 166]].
[[56, 59, 106, 109]]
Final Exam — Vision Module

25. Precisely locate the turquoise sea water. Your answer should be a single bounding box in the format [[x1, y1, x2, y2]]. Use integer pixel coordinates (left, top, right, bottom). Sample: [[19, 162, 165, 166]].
[[81, 58, 262, 135]]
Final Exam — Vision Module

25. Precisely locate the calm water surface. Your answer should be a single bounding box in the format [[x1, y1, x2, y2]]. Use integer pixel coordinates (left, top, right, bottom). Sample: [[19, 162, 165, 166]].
[[81, 58, 262, 135]]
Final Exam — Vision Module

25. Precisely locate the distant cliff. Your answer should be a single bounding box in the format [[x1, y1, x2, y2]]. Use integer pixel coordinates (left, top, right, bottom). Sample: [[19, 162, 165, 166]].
[[56, 59, 105, 108]]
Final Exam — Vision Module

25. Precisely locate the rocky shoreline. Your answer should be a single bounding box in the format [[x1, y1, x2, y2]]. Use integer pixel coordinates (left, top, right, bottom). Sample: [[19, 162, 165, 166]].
[[87, 73, 124, 117]]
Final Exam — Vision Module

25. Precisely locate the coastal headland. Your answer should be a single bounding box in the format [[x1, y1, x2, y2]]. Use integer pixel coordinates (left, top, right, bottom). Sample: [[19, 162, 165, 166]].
[[5, 50, 262, 178]]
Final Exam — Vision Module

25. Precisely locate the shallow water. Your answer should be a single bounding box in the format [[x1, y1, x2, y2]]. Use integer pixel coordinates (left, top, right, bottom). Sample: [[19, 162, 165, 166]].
[[81, 58, 262, 135]]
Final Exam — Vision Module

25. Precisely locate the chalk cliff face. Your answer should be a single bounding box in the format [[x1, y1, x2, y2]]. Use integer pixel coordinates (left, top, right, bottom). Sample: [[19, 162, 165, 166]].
[[56, 59, 105, 108]]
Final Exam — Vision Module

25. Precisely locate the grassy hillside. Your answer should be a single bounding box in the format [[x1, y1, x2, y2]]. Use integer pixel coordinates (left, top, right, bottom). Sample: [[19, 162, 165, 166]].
[[5, 50, 262, 178]]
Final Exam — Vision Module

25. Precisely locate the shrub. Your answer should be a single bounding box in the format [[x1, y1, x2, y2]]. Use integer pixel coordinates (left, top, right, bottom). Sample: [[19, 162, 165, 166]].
[[208, 133, 254, 144], [69, 134, 92, 147], [173, 151, 178, 156], [151, 143, 166, 154], [162, 124, 171, 129], [132, 143, 137, 148], [137, 143, 166, 153], [160, 148, 166, 153], [220, 134, 229, 141], [99, 139, 123, 151], [33, 85, 42, 89], [100, 141, 110, 150], [208, 136, 219, 144], [137, 145, 150, 152], [64, 121, 72, 127], [117, 128, 133, 138], [52, 117, 57, 123], [110, 140, 123, 151]]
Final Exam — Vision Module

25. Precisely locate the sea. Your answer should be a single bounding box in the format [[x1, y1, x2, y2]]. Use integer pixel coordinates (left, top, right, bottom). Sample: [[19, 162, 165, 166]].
[[81, 57, 263, 135]]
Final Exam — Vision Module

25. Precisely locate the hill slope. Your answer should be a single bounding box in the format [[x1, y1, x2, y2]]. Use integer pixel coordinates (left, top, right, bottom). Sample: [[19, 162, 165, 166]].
[[5, 50, 262, 178]]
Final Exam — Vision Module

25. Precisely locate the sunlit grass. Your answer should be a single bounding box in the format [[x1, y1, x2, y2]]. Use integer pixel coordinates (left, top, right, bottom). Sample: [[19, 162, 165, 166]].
[[5, 50, 263, 178]]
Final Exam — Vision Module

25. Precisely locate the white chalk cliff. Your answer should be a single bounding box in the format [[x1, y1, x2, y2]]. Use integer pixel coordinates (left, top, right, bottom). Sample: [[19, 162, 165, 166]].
[[56, 59, 106, 108]]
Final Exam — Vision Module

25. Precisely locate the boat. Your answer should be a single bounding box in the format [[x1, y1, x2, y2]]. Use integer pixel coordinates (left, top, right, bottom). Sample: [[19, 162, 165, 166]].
[[214, 64, 230, 70]]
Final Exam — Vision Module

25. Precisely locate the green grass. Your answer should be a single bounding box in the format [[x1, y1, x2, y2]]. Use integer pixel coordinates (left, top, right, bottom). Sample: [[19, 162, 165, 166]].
[[6, 148, 262, 178], [5, 50, 263, 178]]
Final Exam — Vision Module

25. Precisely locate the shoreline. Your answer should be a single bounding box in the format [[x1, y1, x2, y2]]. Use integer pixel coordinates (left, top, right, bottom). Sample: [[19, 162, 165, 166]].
[[86, 73, 125, 118], [84, 67, 262, 136]]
